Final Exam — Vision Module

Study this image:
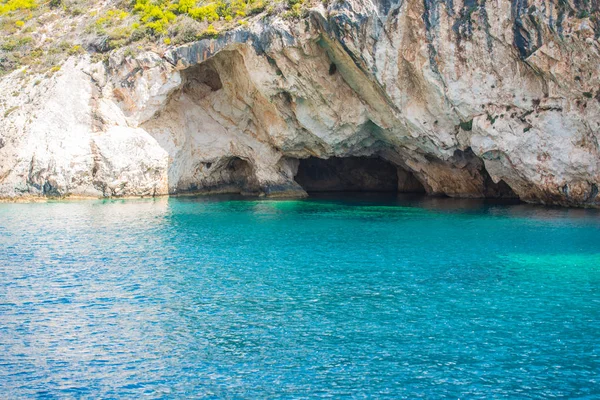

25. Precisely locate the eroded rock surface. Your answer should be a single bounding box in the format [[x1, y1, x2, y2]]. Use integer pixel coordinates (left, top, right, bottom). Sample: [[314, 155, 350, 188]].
[[1, 0, 599, 206]]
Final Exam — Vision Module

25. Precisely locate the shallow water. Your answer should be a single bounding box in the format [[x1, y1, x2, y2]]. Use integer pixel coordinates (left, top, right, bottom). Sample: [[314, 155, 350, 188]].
[[0, 194, 599, 398]]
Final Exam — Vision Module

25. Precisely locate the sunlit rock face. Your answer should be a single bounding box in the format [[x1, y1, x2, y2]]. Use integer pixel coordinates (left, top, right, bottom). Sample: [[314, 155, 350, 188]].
[[0, 0, 599, 206]]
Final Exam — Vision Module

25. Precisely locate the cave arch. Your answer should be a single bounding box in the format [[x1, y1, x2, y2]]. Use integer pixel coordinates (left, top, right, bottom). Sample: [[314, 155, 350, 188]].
[[220, 156, 258, 193], [182, 61, 223, 94]]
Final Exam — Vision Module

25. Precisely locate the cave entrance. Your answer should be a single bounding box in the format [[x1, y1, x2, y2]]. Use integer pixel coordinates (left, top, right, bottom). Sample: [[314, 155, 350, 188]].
[[223, 156, 258, 193], [294, 156, 425, 193]]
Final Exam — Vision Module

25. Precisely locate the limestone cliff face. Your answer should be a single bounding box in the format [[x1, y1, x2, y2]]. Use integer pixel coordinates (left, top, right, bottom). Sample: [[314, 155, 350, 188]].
[[0, 0, 599, 206]]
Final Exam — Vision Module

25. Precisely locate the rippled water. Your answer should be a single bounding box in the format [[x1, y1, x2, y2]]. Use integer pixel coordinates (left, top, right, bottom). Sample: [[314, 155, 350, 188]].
[[1, 194, 599, 398]]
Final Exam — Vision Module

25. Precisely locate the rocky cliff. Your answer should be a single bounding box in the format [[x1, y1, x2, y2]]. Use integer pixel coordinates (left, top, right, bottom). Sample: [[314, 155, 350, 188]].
[[1, 0, 599, 206]]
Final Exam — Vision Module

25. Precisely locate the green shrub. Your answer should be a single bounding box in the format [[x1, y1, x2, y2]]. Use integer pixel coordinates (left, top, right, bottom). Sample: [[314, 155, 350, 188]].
[[459, 119, 473, 131], [130, 0, 274, 33], [0, 0, 37, 15], [133, 0, 177, 34], [68, 44, 84, 55], [177, 0, 196, 12], [283, 0, 303, 19], [1, 35, 32, 51], [95, 9, 129, 27], [248, 0, 266, 14], [198, 23, 219, 38], [188, 4, 220, 21], [168, 14, 201, 44]]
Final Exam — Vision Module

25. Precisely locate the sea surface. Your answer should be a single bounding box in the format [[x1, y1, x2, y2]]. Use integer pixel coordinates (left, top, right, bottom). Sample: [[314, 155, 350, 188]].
[[0, 194, 599, 398]]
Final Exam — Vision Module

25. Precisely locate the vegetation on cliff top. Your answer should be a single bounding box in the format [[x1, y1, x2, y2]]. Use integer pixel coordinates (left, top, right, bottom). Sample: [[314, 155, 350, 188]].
[[0, 0, 37, 15], [0, 0, 307, 77]]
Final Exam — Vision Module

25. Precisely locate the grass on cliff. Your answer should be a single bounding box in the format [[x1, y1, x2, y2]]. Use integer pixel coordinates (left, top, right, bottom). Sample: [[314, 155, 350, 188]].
[[0, 0, 308, 78]]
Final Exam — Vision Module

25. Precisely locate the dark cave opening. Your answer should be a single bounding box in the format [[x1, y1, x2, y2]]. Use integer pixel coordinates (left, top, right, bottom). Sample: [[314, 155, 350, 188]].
[[181, 61, 223, 94], [484, 177, 519, 199], [294, 156, 426, 193], [224, 157, 258, 192]]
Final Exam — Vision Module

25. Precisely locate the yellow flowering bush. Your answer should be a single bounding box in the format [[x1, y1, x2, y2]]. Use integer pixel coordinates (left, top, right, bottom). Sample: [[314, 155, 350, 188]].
[[0, 0, 37, 15]]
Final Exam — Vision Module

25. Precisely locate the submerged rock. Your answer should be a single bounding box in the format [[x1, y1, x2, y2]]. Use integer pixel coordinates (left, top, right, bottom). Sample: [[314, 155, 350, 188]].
[[0, 0, 599, 207]]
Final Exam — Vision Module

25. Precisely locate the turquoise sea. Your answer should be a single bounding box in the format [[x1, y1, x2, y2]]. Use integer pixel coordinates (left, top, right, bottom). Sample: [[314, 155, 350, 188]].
[[0, 194, 599, 398]]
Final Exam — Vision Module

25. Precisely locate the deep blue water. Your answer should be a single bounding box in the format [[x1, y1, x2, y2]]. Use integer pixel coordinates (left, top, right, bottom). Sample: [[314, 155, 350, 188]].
[[0, 194, 599, 398]]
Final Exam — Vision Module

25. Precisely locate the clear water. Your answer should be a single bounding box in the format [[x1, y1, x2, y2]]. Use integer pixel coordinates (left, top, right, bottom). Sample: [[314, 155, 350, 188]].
[[1, 194, 599, 398]]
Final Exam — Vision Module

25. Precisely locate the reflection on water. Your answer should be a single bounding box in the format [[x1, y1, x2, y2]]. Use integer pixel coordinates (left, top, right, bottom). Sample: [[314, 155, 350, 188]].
[[0, 194, 599, 398]]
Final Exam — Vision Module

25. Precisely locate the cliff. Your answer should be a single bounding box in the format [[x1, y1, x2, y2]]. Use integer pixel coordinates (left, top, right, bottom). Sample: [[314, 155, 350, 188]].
[[0, 0, 599, 206]]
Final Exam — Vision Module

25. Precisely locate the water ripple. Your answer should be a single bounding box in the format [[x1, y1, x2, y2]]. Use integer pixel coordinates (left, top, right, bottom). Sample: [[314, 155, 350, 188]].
[[0, 195, 599, 398]]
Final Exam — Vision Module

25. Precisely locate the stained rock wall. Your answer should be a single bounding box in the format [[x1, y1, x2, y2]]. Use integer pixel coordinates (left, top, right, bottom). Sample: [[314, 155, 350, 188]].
[[0, 0, 599, 206]]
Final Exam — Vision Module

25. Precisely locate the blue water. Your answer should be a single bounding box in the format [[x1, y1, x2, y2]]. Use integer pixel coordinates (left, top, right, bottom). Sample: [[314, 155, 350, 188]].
[[1, 194, 599, 398]]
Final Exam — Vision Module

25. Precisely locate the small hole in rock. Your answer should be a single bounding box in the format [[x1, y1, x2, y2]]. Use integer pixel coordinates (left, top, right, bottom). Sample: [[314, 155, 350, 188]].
[[329, 63, 337, 75]]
